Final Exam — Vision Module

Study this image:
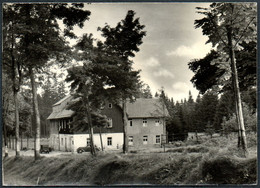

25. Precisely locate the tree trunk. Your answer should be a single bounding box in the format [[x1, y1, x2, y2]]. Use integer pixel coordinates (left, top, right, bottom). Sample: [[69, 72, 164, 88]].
[[85, 97, 96, 156], [8, 136, 11, 149], [29, 67, 41, 160], [122, 99, 128, 154], [235, 101, 242, 148], [195, 130, 198, 143], [14, 91, 20, 157], [99, 127, 104, 151], [3, 123, 8, 157], [27, 135, 29, 149], [21, 132, 23, 150], [89, 126, 95, 155], [10, 15, 21, 157], [12, 136, 15, 150], [59, 133, 60, 151], [227, 27, 248, 156]]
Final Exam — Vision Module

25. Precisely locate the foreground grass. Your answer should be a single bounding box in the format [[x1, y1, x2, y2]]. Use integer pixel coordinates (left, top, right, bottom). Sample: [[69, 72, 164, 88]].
[[3, 135, 257, 186]]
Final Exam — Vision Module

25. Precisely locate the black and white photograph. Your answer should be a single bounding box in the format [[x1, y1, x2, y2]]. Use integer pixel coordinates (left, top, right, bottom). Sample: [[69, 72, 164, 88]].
[[2, 2, 257, 186]]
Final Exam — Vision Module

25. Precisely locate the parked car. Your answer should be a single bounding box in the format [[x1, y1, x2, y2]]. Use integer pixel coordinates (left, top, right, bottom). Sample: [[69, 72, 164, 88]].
[[77, 146, 100, 153], [40, 145, 51, 153]]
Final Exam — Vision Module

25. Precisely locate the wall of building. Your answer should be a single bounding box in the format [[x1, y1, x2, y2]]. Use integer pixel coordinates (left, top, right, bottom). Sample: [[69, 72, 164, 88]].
[[49, 120, 59, 135], [50, 133, 124, 152], [93, 103, 124, 134], [127, 118, 166, 148], [50, 134, 60, 151], [73, 133, 123, 152]]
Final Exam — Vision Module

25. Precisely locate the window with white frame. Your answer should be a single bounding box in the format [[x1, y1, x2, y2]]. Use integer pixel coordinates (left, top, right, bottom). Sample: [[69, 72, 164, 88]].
[[86, 138, 91, 146], [143, 118, 147, 127], [107, 137, 112, 146], [156, 135, 161, 144], [129, 136, 133, 145], [143, 135, 148, 144], [107, 118, 113, 128], [129, 119, 133, 127], [108, 103, 112, 108], [155, 119, 160, 126], [61, 138, 63, 145]]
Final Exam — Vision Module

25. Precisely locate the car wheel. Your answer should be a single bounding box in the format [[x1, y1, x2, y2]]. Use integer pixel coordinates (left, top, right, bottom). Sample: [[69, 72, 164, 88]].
[[78, 149, 83, 154]]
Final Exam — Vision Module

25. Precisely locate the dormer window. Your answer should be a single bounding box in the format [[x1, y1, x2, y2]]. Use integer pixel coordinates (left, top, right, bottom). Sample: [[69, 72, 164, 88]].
[[108, 103, 112, 108]]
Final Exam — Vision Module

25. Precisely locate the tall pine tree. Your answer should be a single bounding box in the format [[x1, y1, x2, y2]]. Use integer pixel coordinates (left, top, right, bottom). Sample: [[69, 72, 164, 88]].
[[3, 3, 90, 159], [194, 3, 256, 155], [98, 10, 146, 153]]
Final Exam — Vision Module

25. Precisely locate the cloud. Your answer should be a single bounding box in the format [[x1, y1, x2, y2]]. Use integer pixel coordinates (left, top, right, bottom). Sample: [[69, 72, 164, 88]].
[[171, 82, 199, 102], [134, 56, 160, 71], [145, 57, 161, 67], [172, 82, 190, 91], [154, 69, 175, 78], [166, 42, 212, 59]]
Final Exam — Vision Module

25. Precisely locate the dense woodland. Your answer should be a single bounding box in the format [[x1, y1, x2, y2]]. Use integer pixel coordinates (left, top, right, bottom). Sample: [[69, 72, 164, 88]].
[[2, 3, 256, 159]]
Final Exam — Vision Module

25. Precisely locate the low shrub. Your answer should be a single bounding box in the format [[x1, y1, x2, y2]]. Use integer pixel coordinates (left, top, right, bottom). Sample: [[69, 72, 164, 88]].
[[186, 146, 209, 153], [173, 141, 183, 147], [93, 159, 131, 185], [201, 156, 257, 184], [246, 132, 257, 148], [166, 148, 185, 153]]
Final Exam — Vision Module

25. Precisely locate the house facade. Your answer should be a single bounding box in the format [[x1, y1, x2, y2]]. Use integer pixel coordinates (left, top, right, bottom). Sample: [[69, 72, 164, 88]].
[[126, 98, 168, 148], [47, 96, 168, 152]]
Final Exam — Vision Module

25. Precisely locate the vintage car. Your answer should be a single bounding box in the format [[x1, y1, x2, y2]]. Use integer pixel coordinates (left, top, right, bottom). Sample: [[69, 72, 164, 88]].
[[77, 146, 100, 153], [40, 145, 51, 153]]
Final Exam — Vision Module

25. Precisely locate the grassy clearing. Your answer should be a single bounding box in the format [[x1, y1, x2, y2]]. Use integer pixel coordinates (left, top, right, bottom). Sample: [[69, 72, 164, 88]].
[[3, 134, 257, 186]]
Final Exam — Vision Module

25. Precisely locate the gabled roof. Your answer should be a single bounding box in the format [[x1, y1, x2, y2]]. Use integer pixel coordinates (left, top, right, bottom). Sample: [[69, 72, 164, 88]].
[[126, 98, 169, 118], [47, 95, 74, 119], [47, 96, 169, 120], [47, 109, 74, 120], [53, 95, 72, 106]]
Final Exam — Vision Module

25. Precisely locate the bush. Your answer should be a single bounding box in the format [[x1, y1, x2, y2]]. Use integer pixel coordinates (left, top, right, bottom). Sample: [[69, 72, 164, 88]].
[[186, 146, 209, 153], [246, 132, 257, 148], [166, 148, 184, 153], [201, 156, 257, 184], [223, 103, 256, 133]]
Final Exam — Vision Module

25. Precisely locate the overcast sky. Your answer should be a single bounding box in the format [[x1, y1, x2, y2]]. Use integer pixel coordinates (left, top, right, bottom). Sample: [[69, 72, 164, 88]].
[[71, 3, 212, 102]]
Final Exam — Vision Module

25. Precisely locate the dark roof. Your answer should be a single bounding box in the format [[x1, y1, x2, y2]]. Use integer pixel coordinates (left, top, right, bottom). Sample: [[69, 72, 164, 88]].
[[47, 96, 169, 120], [47, 95, 74, 119], [53, 95, 72, 106], [126, 98, 169, 118], [47, 109, 74, 120]]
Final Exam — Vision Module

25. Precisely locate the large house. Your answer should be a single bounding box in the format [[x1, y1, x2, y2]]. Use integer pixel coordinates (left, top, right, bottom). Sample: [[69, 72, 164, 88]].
[[47, 95, 169, 152]]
